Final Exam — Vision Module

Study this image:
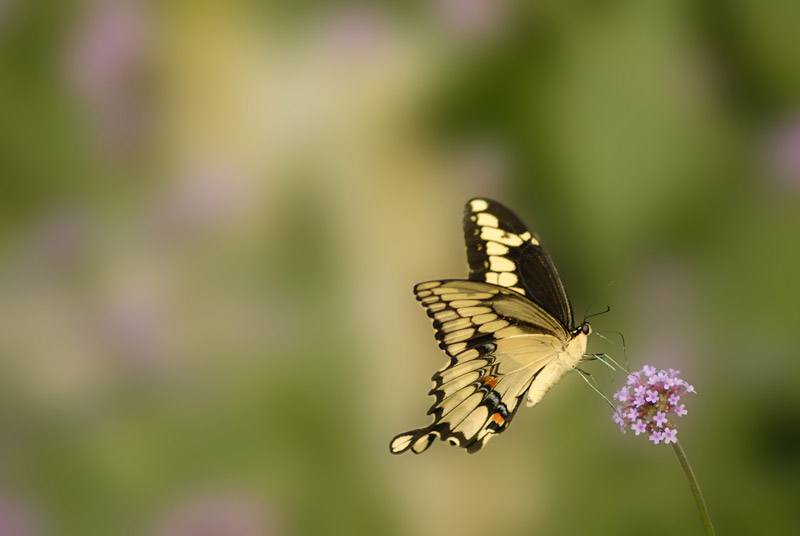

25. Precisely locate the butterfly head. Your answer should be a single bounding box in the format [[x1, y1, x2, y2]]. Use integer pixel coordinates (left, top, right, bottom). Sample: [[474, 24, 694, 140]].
[[575, 322, 592, 336], [564, 322, 591, 369]]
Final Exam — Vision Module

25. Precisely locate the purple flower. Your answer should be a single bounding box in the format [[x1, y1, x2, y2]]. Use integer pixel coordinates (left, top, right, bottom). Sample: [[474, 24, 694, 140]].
[[631, 420, 647, 435], [654, 411, 668, 427], [614, 387, 630, 402], [612, 411, 626, 432], [611, 364, 696, 446], [649, 431, 664, 444], [662, 428, 678, 444]]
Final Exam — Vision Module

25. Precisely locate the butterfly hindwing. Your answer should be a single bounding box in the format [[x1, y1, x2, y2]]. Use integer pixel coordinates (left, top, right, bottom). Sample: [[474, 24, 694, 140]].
[[390, 280, 567, 454], [463, 198, 573, 329]]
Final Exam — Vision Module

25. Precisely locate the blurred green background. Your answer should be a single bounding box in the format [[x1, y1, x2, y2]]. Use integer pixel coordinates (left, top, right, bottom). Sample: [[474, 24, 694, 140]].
[[1, 1, 799, 534]]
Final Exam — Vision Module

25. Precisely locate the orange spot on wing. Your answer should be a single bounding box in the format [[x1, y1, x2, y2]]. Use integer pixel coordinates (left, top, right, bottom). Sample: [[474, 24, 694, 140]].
[[483, 375, 498, 389], [491, 412, 505, 425]]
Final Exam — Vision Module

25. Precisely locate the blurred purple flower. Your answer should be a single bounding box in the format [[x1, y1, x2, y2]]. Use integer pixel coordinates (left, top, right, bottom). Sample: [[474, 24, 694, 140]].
[[612, 365, 695, 446], [67, 0, 151, 153], [767, 115, 800, 190], [0, 0, 17, 31], [24, 208, 88, 272], [154, 492, 276, 536], [319, 6, 390, 61], [633, 262, 700, 376], [436, 0, 508, 39], [0, 497, 42, 536], [452, 139, 509, 195], [100, 281, 166, 367], [153, 163, 244, 242]]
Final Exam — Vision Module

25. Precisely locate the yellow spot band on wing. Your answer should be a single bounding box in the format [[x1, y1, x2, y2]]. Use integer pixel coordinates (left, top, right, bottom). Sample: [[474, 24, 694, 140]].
[[476, 212, 499, 227], [470, 199, 489, 212]]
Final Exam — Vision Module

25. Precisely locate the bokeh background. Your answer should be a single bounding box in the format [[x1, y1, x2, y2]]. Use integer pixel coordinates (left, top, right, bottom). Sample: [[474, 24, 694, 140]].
[[1, 1, 799, 534]]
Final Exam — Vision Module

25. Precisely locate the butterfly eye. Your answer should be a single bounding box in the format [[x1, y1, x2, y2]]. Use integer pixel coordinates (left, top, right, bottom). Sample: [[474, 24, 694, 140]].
[[581, 323, 591, 336]]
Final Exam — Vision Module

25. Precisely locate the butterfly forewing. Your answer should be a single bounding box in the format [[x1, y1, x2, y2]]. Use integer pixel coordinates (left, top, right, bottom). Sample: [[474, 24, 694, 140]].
[[463, 198, 573, 330], [390, 280, 568, 454]]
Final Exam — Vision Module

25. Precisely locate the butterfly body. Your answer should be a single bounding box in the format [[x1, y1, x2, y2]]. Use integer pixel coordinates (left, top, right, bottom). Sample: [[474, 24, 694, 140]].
[[525, 329, 589, 408], [390, 198, 590, 454]]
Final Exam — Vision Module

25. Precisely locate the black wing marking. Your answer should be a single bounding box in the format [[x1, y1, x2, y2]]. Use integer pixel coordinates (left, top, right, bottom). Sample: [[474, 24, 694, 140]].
[[463, 198, 574, 330], [389, 280, 566, 454]]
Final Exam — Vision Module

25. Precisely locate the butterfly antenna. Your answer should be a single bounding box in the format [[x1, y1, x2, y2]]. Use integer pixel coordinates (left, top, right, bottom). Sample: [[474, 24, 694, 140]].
[[581, 302, 594, 325], [576, 368, 616, 410], [582, 280, 616, 324], [584, 305, 611, 321]]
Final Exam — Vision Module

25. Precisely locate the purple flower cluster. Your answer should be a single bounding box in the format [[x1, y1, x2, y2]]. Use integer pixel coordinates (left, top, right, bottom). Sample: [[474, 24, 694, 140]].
[[612, 365, 695, 445]]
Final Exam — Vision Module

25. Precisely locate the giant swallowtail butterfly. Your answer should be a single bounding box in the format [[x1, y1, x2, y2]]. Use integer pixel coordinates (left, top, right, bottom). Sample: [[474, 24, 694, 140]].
[[390, 198, 592, 454]]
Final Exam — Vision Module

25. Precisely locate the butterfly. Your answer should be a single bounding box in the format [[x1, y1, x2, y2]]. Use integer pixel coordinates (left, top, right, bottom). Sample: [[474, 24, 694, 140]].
[[390, 198, 593, 454]]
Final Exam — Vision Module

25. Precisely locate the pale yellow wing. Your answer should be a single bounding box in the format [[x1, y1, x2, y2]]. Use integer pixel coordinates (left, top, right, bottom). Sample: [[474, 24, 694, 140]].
[[390, 280, 568, 454]]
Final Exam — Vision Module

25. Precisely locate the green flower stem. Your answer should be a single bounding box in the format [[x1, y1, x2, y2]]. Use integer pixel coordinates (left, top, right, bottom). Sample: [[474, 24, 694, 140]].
[[672, 440, 715, 536]]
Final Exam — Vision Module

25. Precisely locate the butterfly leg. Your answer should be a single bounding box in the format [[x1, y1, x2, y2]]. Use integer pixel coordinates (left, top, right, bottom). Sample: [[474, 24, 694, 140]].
[[582, 353, 615, 371], [592, 330, 630, 371], [583, 352, 628, 374], [597, 352, 628, 373], [575, 367, 616, 410]]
